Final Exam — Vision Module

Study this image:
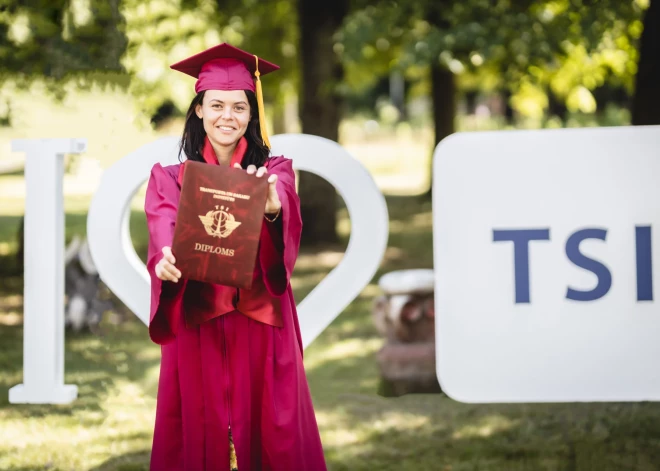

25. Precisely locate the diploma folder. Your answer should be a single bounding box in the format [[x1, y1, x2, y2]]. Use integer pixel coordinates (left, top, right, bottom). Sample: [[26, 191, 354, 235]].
[[171, 160, 268, 290]]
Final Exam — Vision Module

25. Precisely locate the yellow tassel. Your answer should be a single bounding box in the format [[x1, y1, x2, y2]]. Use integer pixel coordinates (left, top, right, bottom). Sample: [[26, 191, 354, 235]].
[[254, 55, 271, 149]]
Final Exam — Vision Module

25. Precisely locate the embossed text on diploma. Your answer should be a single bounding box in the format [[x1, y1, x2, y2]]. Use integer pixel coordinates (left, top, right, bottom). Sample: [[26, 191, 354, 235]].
[[194, 243, 235, 256], [199, 186, 251, 202]]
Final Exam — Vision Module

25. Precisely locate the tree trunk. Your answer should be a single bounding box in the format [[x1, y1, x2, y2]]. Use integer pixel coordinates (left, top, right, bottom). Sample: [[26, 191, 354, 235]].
[[632, 0, 660, 125], [431, 63, 456, 147], [390, 70, 406, 120], [465, 90, 478, 115], [297, 0, 348, 246], [272, 99, 286, 136], [426, 61, 456, 196], [502, 88, 515, 124], [548, 90, 568, 123]]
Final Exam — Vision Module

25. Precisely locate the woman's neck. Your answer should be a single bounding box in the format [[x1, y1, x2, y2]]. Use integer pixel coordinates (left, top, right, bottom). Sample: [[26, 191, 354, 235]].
[[210, 140, 237, 165]]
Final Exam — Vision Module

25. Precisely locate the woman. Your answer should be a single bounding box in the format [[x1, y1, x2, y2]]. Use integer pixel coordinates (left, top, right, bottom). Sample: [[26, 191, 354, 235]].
[[144, 43, 327, 471]]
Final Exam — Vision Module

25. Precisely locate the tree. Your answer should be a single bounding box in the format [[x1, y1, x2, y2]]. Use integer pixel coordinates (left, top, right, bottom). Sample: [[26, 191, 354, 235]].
[[0, 0, 126, 83], [424, 1, 457, 175], [340, 0, 648, 195], [632, 0, 660, 125], [297, 0, 348, 245]]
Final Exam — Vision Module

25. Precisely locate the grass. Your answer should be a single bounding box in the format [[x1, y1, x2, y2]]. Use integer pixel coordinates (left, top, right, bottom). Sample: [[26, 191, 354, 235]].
[[2, 194, 660, 470]]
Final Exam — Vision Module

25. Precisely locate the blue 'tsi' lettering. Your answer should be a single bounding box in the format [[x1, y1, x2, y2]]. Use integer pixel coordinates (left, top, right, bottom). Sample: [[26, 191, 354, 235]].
[[494, 226, 654, 304]]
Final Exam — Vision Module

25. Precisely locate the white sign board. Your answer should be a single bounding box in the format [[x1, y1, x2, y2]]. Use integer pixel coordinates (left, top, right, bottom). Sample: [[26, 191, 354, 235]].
[[433, 125, 660, 403]]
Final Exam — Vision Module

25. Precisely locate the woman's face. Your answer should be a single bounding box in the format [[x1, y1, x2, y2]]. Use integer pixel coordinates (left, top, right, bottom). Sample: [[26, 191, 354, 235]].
[[195, 89, 251, 148]]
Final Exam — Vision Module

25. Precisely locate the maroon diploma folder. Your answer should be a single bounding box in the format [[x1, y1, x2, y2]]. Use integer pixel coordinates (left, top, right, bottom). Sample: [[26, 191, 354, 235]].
[[171, 160, 268, 289]]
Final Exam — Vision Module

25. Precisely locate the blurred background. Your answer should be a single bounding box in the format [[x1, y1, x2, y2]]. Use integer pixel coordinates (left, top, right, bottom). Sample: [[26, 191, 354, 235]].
[[0, 0, 659, 469]]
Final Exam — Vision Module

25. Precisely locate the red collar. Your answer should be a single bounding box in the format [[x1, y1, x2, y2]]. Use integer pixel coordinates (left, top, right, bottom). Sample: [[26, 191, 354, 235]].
[[201, 135, 247, 167], [178, 136, 248, 187]]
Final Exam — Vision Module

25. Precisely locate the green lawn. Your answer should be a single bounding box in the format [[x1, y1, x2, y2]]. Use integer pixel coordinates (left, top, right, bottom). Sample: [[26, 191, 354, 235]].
[[2, 195, 660, 470]]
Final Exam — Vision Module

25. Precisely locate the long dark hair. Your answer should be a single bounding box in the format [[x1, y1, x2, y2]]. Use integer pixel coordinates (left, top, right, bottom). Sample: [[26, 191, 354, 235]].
[[178, 89, 270, 168]]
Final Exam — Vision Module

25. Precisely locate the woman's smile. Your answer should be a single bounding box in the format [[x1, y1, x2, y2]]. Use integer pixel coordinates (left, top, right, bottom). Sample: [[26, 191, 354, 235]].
[[216, 124, 236, 133]]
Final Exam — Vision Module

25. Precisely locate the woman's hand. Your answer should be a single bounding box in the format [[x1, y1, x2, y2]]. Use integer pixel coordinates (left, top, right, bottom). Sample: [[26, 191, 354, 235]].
[[234, 163, 281, 216], [155, 246, 181, 283]]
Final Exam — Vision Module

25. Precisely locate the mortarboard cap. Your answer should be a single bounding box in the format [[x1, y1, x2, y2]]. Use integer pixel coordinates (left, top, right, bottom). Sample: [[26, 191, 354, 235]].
[[170, 43, 279, 147]]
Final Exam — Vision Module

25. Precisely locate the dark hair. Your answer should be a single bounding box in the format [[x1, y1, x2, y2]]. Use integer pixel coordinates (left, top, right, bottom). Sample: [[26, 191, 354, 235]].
[[178, 89, 270, 168]]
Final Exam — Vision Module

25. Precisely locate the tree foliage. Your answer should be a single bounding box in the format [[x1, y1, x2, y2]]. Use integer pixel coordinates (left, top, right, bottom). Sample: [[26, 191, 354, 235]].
[[121, 0, 298, 122], [0, 0, 652, 124], [0, 0, 299, 125], [0, 0, 126, 84], [338, 0, 648, 118]]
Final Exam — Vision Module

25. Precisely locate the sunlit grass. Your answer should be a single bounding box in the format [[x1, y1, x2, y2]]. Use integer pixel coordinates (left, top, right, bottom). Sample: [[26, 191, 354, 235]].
[[0, 318, 158, 470], [2, 217, 660, 469]]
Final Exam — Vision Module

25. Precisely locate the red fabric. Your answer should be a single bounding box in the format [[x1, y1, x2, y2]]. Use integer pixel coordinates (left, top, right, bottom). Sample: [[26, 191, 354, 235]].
[[168, 43, 279, 93], [196, 58, 256, 93], [177, 136, 247, 187], [145, 148, 326, 470]]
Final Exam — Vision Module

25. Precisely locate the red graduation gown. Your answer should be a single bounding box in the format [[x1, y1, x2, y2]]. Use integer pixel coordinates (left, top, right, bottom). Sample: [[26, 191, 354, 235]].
[[144, 152, 327, 470]]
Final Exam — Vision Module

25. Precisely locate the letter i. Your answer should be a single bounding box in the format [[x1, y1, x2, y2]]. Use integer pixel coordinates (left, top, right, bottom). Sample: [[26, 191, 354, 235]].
[[636, 226, 653, 301]]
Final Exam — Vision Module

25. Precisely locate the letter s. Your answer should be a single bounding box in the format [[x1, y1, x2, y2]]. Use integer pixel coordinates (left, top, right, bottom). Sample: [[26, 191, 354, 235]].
[[565, 228, 612, 301]]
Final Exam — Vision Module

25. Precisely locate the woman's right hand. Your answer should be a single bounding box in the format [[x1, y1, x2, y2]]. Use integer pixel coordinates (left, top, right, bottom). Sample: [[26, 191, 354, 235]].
[[155, 246, 181, 282]]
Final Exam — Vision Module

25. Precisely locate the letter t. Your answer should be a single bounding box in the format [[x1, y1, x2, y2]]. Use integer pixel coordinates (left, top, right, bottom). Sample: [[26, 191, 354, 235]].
[[493, 229, 550, 304]]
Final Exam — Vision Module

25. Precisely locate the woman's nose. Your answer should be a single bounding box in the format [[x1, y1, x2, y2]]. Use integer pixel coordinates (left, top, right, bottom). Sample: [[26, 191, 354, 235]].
[[221, 107, 233, 119]]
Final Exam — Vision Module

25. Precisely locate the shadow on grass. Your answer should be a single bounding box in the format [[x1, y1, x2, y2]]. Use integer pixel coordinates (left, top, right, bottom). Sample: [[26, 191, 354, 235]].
[[310, 368, 660, 471], [323, 414, 660, 471], [88, 451, 151, 471], [1, 468, 57, 471]]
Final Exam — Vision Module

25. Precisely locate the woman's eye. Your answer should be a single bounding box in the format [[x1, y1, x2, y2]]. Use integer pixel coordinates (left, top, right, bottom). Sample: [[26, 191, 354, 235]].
[[235, 107, 245, 112]]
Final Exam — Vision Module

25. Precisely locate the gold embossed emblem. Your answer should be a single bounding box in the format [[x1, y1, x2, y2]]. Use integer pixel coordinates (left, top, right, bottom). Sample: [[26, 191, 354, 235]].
[[198, 205, 242, 238]]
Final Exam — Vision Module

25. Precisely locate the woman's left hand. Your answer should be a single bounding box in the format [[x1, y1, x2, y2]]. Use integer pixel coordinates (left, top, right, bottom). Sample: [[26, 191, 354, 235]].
[[235, 163, 281, 215]]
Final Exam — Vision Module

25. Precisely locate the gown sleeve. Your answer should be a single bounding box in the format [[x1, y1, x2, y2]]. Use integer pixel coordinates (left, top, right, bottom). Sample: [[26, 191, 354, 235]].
[[258, 157, 302, 297], [144, 163, 187, 344]]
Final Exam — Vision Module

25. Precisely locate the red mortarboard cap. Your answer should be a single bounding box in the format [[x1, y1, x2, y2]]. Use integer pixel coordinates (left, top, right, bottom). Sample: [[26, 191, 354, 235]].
[[169, 43, 279, 94]]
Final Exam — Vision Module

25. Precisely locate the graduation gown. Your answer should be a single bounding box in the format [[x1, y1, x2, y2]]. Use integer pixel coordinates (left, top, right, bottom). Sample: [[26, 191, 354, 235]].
[[144, 149, 327, 470]]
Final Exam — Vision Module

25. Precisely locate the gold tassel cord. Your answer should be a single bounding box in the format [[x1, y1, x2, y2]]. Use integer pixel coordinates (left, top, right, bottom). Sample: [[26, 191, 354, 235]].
[[254, 55, 271, 149]]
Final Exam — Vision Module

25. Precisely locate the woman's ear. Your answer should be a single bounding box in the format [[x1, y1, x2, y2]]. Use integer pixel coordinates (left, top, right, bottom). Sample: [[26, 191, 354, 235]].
[[195, 103, 202, 119]]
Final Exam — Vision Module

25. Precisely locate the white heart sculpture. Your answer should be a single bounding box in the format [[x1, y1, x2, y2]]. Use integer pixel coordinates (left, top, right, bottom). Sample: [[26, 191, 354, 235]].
[[87, 134, 389, 349]]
